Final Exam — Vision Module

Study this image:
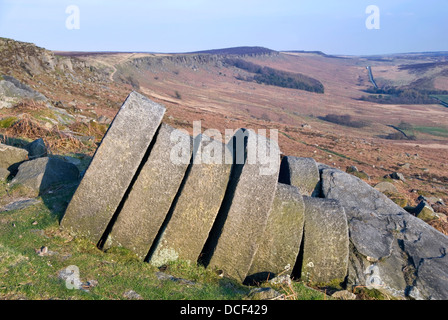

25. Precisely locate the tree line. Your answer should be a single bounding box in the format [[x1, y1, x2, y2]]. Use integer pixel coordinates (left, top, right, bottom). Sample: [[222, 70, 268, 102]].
[[360, 86, 448, 105], [224, 58, 324, 94]]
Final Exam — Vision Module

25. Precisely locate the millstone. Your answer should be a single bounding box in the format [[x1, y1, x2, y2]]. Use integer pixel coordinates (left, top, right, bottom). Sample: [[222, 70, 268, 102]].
[[148, 134, 233, 266], [301, 196, 349, 284], [105, 123, 192, 259], [278, 156, 320, 197], [204, 128, 281, 282], [246, 183, 305, 284], [61, 92, 165, 244]]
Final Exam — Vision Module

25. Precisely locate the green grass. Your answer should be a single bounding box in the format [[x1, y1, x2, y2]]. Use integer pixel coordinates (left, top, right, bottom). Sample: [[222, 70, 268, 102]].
[[0, 117, 18, 129], [0, 180, 328, 300], [431, 94, 448, 104], [0, 199, 247, 300], [413, 126, 448, 137]]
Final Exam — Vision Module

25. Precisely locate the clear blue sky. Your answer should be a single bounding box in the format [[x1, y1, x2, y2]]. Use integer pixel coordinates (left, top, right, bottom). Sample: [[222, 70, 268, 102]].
[[0, 0, 446, 55]]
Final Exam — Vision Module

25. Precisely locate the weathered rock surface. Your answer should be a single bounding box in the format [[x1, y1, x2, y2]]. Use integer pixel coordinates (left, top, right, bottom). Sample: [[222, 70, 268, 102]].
[[0, 75, 47, 101], [25, 138, 48, 160], [386, 172, 406, 182], [0, 143, 28, 171], [246, 183, 305, 284], [0, 167, 10, 181], [10, 157, 79, 195], [204, 128, 280, 282], [414, 200, 440, 222], [321, 167, 448, 300], [301, 196, 349, 284], [106, 123, 192, 260], [331, 290, 357, 300], [0, 198, 41, 212], [278, 156, 320, 197], [374, 181, 399, 194], [148, 134, 232, 266], [61, 92, 165, 243]]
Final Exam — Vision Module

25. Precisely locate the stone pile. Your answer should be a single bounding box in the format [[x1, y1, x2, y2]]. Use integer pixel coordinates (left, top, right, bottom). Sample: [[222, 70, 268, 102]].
[[61, 92, 448, 300]]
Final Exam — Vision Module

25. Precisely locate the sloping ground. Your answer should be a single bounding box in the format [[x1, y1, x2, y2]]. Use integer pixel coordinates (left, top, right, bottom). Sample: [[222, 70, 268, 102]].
[[0, 38, 447, 236], [76, 48, 448, 209]]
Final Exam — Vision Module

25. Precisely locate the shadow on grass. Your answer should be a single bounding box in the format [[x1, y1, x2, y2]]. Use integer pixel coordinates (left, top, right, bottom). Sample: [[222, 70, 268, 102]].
[[37, 153, 93, 223]]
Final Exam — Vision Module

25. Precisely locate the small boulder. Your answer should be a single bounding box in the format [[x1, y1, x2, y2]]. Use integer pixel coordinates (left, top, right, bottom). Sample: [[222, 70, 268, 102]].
[[387, 172, 406, 182], [10, 157, 79, 195], [398, 163, 411, 170], [374, 181, 398, 194], [331, 290, 357, 300], [418, 195, 445, 206], [0, 198, 41, 213], [346, 165, 358, 173], [25, 138, 48, 160], [0, 143, 28, 171], [415, 201, 440, 223], [247, 287, 282, 300], [97, 115, 111, 125]]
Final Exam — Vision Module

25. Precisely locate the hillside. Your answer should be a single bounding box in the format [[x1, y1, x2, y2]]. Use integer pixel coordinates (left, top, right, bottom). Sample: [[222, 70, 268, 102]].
[[1, 38, 447, 212], [0, 38, 448, 300]]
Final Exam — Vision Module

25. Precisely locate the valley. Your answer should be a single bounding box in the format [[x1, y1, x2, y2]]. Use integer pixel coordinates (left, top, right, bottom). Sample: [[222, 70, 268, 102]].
[[1, 38, 447, 224]]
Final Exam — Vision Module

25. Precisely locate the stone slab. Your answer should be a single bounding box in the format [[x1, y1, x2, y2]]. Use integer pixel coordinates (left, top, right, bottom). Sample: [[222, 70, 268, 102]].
[[206, 128, 280, 282], [148, 134, 232, 266], [278, 156, 320, 197], [61, 92, 166, 243], [105, 123, 192, 259], [246, 183, 305, 283], [301, 196, 349, 284]]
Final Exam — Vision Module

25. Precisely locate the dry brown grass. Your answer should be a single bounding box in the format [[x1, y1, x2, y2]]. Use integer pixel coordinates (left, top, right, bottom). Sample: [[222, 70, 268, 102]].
[[429, 216, 448, 236], [1, 114, 91, 155]]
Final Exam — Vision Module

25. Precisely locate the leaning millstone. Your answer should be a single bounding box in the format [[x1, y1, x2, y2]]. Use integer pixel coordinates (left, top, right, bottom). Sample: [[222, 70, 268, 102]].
[[246, 183, 305, 284], [105, 123, 192, 260], [301, 196, 349, 284], [148, 134, 232, 266], [61, 92, 165, 243], [321, 167, 448, 300], [278, 156, 320, 197], [204, 128, 280, 282]]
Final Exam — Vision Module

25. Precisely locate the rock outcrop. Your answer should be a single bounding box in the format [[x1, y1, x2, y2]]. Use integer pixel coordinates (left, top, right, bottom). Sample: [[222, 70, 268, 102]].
[[58, 92, 448, 300], [321, 167, 448, 300]]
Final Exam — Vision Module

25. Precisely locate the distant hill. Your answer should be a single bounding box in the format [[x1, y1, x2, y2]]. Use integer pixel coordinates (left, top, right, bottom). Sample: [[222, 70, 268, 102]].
[[283, 50, 351, 60], [187, 46, 278, 56]]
